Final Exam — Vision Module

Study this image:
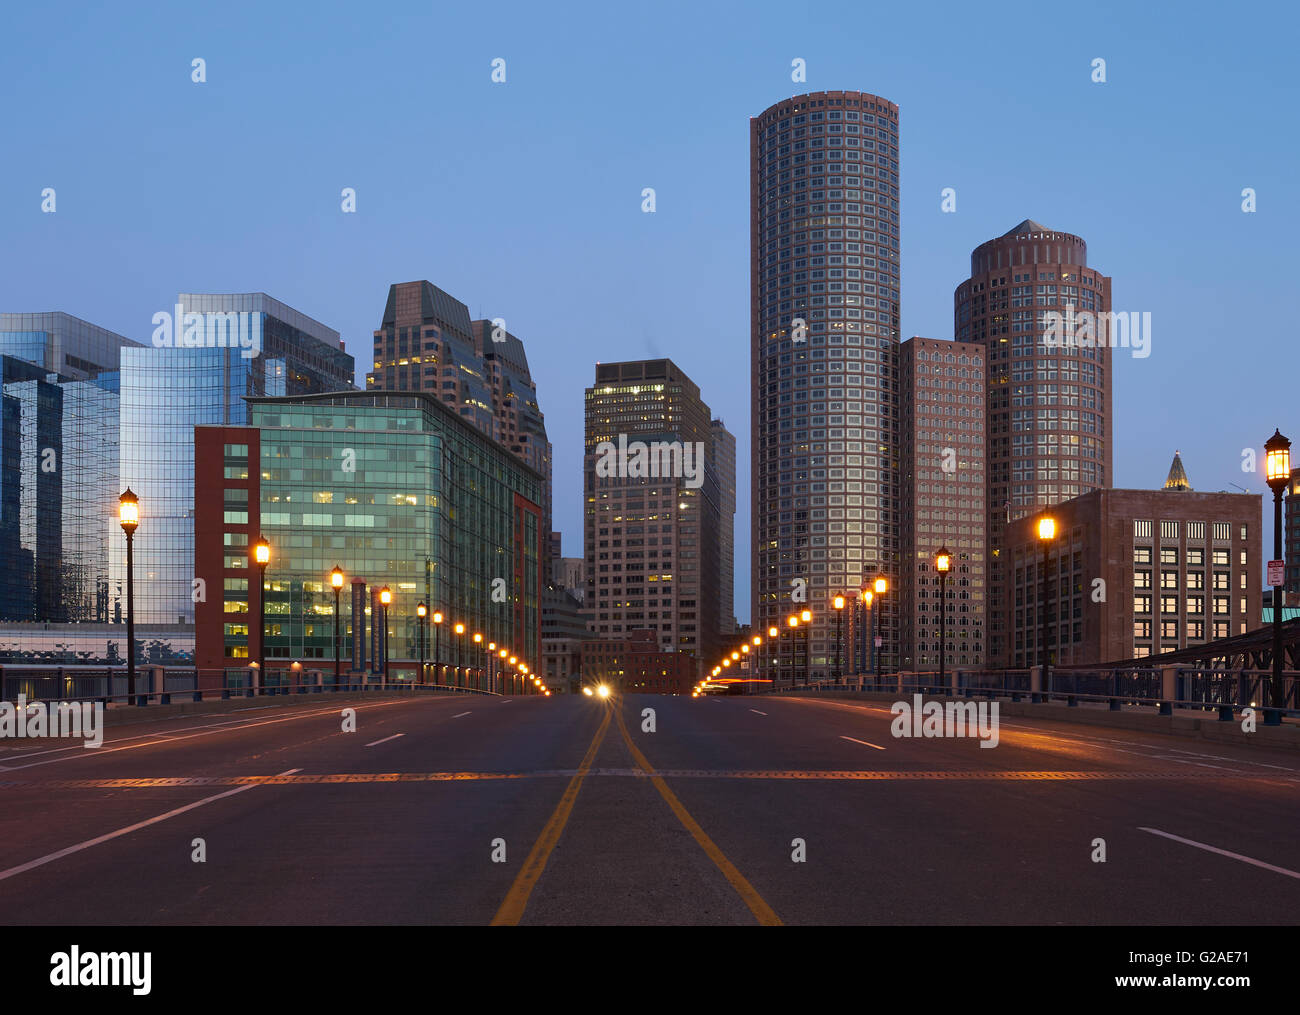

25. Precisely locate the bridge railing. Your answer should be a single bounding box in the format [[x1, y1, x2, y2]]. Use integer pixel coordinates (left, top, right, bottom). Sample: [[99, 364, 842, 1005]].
[[0, 664, 507, 707]]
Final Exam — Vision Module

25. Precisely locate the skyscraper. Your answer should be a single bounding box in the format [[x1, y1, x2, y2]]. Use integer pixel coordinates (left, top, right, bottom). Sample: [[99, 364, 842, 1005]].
[[751, 90, 902, 678], [368, 281, 552, 537], [0, 313, 138, 632], [898, 337, 986, 670], [955, 222, 1112, 664], [368, 281, 492, 428], [118, 293, 354, 626], [472, 318, 552, 542], [583, 359, 725, 676]]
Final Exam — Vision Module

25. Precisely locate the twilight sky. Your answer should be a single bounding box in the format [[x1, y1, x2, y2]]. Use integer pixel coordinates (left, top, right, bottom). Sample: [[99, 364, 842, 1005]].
[[2, 0, 1296, 621]]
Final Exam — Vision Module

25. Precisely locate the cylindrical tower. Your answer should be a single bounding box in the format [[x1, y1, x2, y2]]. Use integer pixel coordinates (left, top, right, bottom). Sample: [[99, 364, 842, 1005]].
[[954, 220, 1113, 665], [750, 90, 901, 679]]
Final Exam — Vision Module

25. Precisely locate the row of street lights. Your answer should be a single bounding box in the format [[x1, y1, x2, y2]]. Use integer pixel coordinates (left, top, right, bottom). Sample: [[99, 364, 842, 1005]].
[[114, 428, 1292, 709], [114, 495, 539, 697], [697, 574, 894, 696]]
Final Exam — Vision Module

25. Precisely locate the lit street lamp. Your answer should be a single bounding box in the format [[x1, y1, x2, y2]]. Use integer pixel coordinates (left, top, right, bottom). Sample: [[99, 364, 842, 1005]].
[[832, 595, 845, 682], [433, 611, 443, 685], [1037, 516, 1056, 701], [331, 566, 344, 690], [454, 622, 465, 687], [253, 535, 271, 696], [935, 546, 951, 693], [865, 573, 888, 688], [1265, 429, 1292, 723], [118, 489, 140, 706], [417, 602, 427, 686], [379, 586, 392, 688], [768, 625, 778, 684], [861, 587, 873, 684], [473, 632, 483, 690], [800, 609, 812, 685]]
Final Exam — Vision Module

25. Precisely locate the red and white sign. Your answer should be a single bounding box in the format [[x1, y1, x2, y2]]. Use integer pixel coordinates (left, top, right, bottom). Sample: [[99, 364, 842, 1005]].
[[1267, 559, 1285, 585]]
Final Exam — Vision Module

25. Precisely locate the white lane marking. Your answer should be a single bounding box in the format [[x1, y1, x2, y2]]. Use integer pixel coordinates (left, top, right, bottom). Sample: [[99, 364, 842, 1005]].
[[749, 709, 767, 716], [501, 699, 513, 703], [452, 711, 471, 718], [0, 700, 420, 772], [1140, 827, 1300, 880], [783, 698, 1300, 772], [840, 736, 886, 751], [364, 733, 405, 747], [0, 768, 301, 883]]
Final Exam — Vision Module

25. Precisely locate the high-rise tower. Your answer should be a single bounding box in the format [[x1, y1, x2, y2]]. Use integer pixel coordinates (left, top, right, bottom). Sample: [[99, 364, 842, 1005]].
[[955, 221, 1113, 664], [583, 359, 724, 677], [750, 90, 901, 679]]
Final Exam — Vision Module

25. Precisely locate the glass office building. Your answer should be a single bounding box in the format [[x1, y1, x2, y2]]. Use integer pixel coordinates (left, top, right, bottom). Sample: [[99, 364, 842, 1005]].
[[0, 368, 120, 627], [0, 312, 138, 379], [193, 391, 544, 677], [118, 293, 355, 627]]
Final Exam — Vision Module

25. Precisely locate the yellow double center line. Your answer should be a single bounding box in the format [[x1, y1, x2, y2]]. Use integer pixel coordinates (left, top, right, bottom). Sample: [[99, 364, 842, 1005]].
[[491, 707, 611, 925], [612, 701, 782, 926], [492, 699, 782, 926]]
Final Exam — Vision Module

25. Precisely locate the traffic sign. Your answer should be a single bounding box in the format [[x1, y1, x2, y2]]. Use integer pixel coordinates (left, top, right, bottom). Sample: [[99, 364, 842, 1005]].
[[1267, 559, 1284, 585]]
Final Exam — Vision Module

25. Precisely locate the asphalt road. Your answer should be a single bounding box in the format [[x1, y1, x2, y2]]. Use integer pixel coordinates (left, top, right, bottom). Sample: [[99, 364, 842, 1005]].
[[1, 691, 1297, 925]]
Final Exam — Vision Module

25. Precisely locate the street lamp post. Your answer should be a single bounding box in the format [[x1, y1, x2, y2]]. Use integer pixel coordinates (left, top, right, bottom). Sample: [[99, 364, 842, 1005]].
[[935, 546, 951, 694], [767, 626, 778, 687], [378, 586, 392, 688], [1037, 516, 1056, 702], [417, 603, 427, 686], [832, 595, 845, 683], [860, 587, 873, 688], [331, 566, 344, 690], [454, 622, 465, 687], [473, 633, 483, 691], [253, 535, 270, 696], [785, 615, 798, 689], [118, 490, 140, 706], [433, 611, 443, 685], [800, 609, 811, 685], [1265, 429, 1292, 723], [872, 575, 887, 688]]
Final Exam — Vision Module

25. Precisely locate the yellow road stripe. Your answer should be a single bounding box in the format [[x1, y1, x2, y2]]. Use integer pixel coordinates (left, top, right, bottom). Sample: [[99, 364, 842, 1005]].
[[490, 707, 611, 926], [1, 768, 1284, 791], [613, 701, 783, 927]]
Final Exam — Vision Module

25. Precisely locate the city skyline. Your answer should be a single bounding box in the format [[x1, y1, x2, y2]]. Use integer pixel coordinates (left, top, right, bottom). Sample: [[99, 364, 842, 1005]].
[[3, 2, 1296, 627], [0, 0, 1297, 957]]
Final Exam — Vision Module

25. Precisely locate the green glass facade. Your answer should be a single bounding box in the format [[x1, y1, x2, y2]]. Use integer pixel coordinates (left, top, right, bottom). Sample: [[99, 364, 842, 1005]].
[[199, 392, 543, 676]]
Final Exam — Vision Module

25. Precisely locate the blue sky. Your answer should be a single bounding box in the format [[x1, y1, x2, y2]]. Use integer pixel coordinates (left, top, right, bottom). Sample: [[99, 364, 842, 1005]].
[[3, 0, 1297, 621]]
